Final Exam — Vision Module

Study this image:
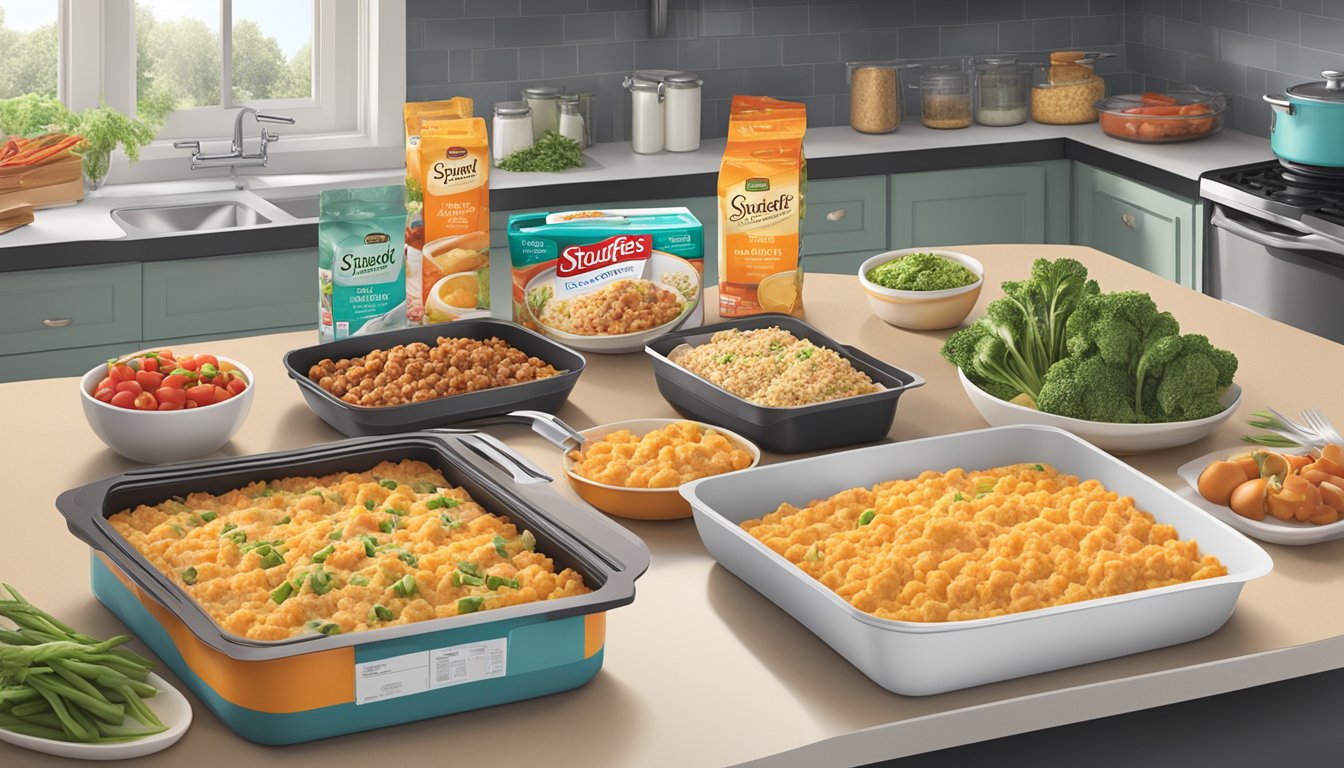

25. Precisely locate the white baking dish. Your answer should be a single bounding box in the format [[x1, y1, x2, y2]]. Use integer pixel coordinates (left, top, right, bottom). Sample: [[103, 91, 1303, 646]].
[[680, 425, 1272, 696]]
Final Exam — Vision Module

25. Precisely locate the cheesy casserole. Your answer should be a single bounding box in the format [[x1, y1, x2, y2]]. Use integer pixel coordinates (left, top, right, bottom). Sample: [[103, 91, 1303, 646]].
[[108, 460, 590, 640]]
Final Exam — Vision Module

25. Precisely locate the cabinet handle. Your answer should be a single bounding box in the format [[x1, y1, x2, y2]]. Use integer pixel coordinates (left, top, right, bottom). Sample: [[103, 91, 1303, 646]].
[[1121, 214, 1137, 229], [826, 209, 846, 222], [42, 318, 73, 328]]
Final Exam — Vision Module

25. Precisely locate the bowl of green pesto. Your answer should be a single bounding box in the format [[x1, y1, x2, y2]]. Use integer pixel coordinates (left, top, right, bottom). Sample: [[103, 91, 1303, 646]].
[[859, 249, 984, 330]]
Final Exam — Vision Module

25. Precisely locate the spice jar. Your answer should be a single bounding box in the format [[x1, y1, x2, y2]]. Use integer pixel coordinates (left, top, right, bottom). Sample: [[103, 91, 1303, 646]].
[[624, 73, 666, 154], [974, 56, 1030, 126], [522, 85, 560, 139], [847, 60, 908, 134], [663, 71, 702, 152], [558, 93, 586, 148], [919, 64, 972, 129], [1031, 51, 1107, 125], [492, 101, 533, 164]]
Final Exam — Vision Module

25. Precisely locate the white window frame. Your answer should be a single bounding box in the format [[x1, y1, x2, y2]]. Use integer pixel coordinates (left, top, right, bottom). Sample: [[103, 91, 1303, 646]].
[[56, 0, 403, 184]]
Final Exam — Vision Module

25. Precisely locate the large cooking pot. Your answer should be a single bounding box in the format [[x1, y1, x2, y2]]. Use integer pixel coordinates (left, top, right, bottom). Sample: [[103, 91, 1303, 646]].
[[1264, 70, 1344, 168]]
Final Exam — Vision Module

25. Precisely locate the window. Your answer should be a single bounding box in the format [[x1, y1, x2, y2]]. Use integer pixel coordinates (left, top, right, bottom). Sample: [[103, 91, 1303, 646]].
[[7, 0, 404, 181]]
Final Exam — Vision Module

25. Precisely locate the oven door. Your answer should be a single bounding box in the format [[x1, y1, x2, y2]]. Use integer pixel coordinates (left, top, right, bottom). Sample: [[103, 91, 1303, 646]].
[[1208, 204, 1344, 345]]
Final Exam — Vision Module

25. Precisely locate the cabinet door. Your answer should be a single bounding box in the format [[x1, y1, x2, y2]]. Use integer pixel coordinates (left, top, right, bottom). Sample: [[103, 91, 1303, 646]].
[[802, 176, 888, 262], [1072, 163, 1196, 287], [0, 263, 141, 356], [889, 164, 1047, 249], [142, 250, 316, 340]]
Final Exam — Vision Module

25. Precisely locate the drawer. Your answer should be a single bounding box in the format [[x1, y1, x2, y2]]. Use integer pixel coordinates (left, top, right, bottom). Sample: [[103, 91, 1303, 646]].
[[142, 250, 316, 341], [0, 263, 142, 356], [802, 176, 888, 257], [0, 341, 142, 383]]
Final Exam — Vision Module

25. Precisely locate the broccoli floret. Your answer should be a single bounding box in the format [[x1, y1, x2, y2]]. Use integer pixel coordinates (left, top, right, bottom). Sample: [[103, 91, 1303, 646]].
[[1036, 356, 1139, 423], [941, 320, 1039, 401], [1065, 291, 1180, 368], [1149, 334, 1239, 422]]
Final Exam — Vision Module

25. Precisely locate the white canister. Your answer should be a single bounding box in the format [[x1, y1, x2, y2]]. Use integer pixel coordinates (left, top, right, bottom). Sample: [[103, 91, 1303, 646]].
[[522, 85, 559, 140], [624, 75, 665, 154], [492, 101, 533, 164], [558, 93, 586, 147], [662, 71, 702, 152]]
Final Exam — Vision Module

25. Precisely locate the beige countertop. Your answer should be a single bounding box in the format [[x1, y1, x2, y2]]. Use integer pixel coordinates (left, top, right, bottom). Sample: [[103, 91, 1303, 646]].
[[3, 245, 1341, 767]]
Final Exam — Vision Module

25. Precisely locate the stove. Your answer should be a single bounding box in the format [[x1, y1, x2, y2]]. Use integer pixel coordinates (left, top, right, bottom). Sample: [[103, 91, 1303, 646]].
[[1200, 160, 1344, 345]]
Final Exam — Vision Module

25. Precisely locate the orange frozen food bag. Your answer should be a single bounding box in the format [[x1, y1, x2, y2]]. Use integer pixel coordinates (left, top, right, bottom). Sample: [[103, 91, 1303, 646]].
[[414, 116, 491, 325], [717, 95, 807, 318]]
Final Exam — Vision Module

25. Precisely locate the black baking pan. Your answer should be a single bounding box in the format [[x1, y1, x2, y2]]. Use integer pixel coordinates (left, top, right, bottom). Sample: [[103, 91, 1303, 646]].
[[55, 425, 649, 743], [284, 319, 585, 436], [644, 314, 924, 453]]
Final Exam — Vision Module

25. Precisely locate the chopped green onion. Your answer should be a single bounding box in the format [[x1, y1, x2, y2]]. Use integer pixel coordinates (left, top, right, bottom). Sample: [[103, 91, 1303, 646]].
[[222, 529, 246, 546], [199, 511, 217, 523], [457, 561, 480, 577], [391, 574, 417, 597], [361, 535, 377, 557], [305, 620, 340, 636], [426, 496, 460, 510], [451, 571, 485, 587], [441, 514, 462, 529], [796, 348, 814, 360], [371, 604, 393, 622], [493, 536, 509, 558], [379, 479, 398, 490], [270, 582, 294, 604], [350, 574, 371, 587], [363, 499, 375, 510], [181, 567, 197, 585], [397, 550, 419, 568], [457, 597, 484, 614], [856, 509, 876, 527], [486, 575, 519, 591], [1033, 464, 1044, 471], [953, 493, 965, 501]]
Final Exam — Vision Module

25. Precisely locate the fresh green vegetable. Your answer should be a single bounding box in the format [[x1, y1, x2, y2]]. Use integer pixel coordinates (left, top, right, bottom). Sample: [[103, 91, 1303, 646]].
[[450, 571, 485, 588], [1242, 411, 1304, 447], [180, 567, 197, 585], [304, 621, 341, 636], [856, 509, 876, 527], [440, 514, 462, 529], [379, 479, 398, 490], [361, 535, 377, 558], [391, 575, 417, 598], [198, 511, 217, 523], [308, 569, 334, 596], [349, 574, 371, 587], [328, 531, 342, 541], [498, 130, 583, 173], [270, 582, 294, 604], [865, 252, 977, 291], [1033, 464, 1044, 471], [396, 550, 419, 568], [0, 584, 167, 744], [486, 576, 519, 591], [370, 604, 394, 622], [953, 493, 965, 501], [0, 96, 159, 188], [378, 519, 395, 534], [256, 546, 285, 570], [457, 597, 484, 614], [493, 536, 509, 558], [363, 499, 375, 510], [426, 496, 460, 510], [457, 562, 481, 578], [311, 545, 335, 564]]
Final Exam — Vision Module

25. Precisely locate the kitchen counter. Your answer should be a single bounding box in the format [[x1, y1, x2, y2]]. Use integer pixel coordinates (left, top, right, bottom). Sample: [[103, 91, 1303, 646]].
[[0, 123, 1274, 271], [4, 246, 1341, 767]]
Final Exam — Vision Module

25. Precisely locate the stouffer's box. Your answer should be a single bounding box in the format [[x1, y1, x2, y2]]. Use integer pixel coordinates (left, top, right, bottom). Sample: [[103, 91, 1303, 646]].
[[506, 208, 705, 354]]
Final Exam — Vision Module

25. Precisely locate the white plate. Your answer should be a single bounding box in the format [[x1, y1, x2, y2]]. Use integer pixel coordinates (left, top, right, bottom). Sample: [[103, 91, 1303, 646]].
[[959, 368, 1241, 455], [1175, 447, 1344, 546], [0, 671, 192, 761]]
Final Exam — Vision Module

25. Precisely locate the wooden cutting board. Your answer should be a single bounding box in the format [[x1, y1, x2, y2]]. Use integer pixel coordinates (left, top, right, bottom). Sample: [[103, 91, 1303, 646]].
[[0, 202, 35, 234], [0, 154, 85, 209]]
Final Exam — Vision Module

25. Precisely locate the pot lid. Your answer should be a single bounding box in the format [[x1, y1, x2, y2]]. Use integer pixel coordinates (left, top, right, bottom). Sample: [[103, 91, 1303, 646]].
[[521, 85, 559, 98], [1286, 70, 1344, 102], [663, 71, 702, 87], [493, 100, 531, 116]]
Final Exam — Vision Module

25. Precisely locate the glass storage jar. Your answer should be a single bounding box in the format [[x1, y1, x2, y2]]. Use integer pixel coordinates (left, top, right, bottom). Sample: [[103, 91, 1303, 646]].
[[522, 85, 560, 139], [1031, 51, 1107, 125], [847, 60, 909, 134], [663, 70, 702, 152], [974, 56, 1030, 126], [492, 101, 533, 164], [558, 93, 586, 148], [919, 64, 972, 129]]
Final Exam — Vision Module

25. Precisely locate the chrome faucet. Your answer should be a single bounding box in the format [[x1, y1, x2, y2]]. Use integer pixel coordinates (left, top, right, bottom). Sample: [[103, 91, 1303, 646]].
[[173, 107, 295, 189]]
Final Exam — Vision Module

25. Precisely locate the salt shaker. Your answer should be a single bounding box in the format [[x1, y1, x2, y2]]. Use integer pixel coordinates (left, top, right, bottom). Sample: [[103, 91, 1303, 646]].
[[558, 93, 586, 148]]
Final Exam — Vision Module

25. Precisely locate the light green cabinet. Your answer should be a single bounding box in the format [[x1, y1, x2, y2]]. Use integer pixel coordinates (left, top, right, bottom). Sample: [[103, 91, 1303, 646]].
[[889, 163, 1052, 249], [0, 263, 141, 359], [143, 249, 315, 340], [802, 176, 889, 275], [1072, 163, 1198, 289]]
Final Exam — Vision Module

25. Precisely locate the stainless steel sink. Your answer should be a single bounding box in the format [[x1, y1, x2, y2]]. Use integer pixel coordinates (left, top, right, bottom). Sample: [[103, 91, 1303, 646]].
[[266, 196, 319, 219], [111, 201, 271, 235]]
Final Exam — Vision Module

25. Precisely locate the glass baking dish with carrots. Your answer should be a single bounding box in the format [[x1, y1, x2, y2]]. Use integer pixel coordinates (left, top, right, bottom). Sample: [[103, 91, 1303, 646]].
[[1096, 90, 1227, 143]]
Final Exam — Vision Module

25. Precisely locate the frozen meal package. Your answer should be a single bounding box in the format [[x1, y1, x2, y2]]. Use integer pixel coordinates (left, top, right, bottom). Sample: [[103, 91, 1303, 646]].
[[507, 208, 704, 353], [408, 115, 491, 325], [717, 95, 807, 318], [318, 185, 407, 342]]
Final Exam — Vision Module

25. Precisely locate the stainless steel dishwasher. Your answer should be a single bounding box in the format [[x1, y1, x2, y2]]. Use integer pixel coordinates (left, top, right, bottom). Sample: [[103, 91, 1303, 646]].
[[1201, 161, 1344, 345]]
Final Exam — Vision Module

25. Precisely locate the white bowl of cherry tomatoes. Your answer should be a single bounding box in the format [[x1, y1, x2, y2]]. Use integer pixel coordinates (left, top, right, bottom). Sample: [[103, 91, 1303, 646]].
[[79, 350, 254, 464]]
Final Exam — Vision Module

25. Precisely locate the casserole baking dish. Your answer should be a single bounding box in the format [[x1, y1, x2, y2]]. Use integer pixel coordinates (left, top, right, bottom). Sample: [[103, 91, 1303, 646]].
[[55, 426, 649, 744], [644, 314, 924, 453], [283, 319, 585, 436], [680, 425, 1271, 696]]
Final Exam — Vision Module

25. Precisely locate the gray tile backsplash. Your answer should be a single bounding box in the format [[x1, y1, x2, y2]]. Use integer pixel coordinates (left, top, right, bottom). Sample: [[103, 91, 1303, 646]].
[[405, 0, 1344, 142]]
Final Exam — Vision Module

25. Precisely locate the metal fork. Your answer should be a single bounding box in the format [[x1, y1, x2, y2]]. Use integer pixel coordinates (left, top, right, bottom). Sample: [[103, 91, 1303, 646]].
[[1265, 406, 1326, 450], [1300, 408, 1344, 445]]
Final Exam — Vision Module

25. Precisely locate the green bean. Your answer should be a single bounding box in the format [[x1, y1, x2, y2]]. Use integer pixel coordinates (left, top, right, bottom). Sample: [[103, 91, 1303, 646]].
[[9, 698, 53, 718], [0, 712, 71, 741], [27, 676, 97, 742], [29, 672, 125, 725]]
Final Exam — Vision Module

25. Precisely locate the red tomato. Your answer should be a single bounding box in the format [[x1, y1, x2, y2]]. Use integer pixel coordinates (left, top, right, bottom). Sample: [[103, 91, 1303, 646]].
[[141, 357, 159, 373], [97, 376, 115, 392], [114, 380, 143, 395], [108, 364, 134, 383], [226, 377, 247, 395], [133, 392, 157, 410], [178, 356, 198, 372], [135, 370, 164, 390], [155, 387, 186, 406], [156, 349, 173, 359], [162, 373, 189, 389], [110, 390, 137, 409], [196, 354, 219, 370], [214, 386, 232, 402], [157, 402, 182, 411], [94, 387, 116, 403], [185, 384, 215, 406]]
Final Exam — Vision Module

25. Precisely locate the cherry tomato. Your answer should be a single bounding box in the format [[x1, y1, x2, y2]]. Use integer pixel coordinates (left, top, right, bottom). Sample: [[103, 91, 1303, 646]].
[[94, 387, 116, 403], [156, 349, 173, 360], [108, 364, 134, 383], [114, 380, 143, 395], [110, 390, 137, 409], [135, 370, 164, 390], [214, 386, 232, 402], [185, 384, 215, 406], [226, 377, 247, 395], [184, 400, 199, 409], [96, 376, 115, 392], [157, 402, 182, 411], [141, 357, 159, 373], [162, 373, 189, 389], [155, 387, 187, 406], [196, 354, 219, 370], [133, 392, 157, 411], [178, 356, 198, 372]]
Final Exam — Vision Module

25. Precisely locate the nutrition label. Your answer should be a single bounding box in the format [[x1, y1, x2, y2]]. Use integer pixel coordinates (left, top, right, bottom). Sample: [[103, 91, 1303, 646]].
[[354, 637, 508, 705]]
